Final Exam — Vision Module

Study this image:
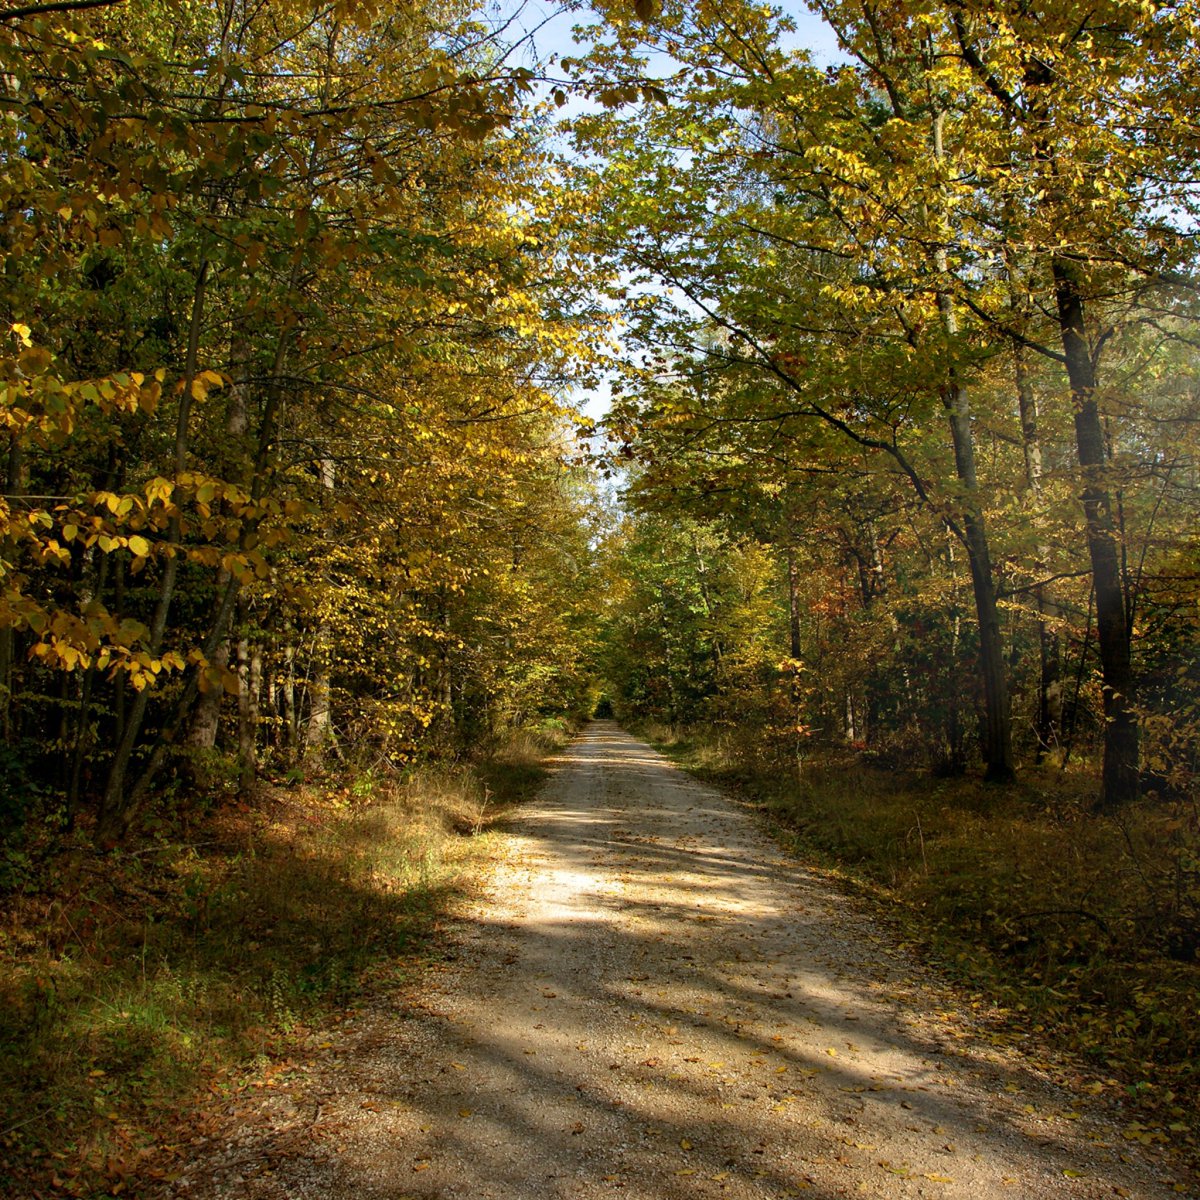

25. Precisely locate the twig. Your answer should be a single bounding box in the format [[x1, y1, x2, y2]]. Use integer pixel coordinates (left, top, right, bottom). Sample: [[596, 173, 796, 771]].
[[0, 1108, 52, 1139], [472, 786, 491, 837], [1009, 908, 1112, 936], [914, 813, 929, 874]]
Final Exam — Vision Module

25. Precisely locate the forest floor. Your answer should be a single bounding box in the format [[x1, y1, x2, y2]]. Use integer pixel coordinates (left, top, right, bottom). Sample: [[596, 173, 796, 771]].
[[152, 722, 1194, 1200]]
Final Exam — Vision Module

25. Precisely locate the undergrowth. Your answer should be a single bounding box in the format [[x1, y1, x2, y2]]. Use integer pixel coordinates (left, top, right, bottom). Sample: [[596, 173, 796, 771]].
[[644, 722, 1200, 1161], [0, 727, 565, 1199]]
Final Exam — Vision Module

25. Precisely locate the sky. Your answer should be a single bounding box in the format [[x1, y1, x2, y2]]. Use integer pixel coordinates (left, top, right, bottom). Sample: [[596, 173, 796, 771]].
[[482, 2, 846, 423], [497, 1, 845, 71], [501, 0, 849, 69]]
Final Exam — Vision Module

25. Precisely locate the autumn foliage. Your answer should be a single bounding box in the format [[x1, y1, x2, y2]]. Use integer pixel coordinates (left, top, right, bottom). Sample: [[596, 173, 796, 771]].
[[0, 0, 601, 851]]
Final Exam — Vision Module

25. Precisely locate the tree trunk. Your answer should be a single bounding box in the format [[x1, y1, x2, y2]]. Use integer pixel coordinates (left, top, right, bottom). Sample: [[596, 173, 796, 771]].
[[304, 455, 336, 765], [236, 599, 260, 793], [1052, 258, 1138, 807], [940, 379, 1014, 782], [282, 642, 298, 757], [97, 261, 210, 843], [305, 637, 332, 763], [0, 435, 24, 742], [930, 110, 1014, 783], [1015, 345, 1062, 758], [186, 636, 228, 751], [786, 546, 802, 659]]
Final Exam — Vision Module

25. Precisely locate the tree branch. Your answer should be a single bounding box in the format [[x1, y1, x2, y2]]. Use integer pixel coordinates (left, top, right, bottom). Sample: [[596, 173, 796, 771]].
[[0, 0, 123, 20]]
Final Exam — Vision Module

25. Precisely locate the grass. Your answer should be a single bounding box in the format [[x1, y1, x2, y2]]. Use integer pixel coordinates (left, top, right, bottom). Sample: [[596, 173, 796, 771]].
[[0, 727, 565, 1200], [643, 722, 1200, 1163]]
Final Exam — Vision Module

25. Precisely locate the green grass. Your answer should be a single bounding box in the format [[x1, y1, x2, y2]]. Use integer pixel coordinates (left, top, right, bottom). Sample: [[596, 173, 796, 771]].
[[645, 723, 1200, 1160], [0, 729, 563, 1199]]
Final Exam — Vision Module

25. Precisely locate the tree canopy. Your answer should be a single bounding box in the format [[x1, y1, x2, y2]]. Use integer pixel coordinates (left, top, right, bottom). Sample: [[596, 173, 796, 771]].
[[2, 0, 1199, 844], [572, 0, 1200, 807]]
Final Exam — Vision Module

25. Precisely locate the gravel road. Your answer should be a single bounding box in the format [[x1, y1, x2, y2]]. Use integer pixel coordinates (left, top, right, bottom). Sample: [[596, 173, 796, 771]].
[[168, 722, 1189, 1199]]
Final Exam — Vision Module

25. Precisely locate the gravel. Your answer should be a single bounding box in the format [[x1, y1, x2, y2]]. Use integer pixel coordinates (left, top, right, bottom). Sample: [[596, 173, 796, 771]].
[[160, 722, 1191, 1200]]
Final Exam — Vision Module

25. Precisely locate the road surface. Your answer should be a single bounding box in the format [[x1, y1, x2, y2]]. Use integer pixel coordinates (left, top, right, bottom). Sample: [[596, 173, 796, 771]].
[[167, 722, 1184, 1199]]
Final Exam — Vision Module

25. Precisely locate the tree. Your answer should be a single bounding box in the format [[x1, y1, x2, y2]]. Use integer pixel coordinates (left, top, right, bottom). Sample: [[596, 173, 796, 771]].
[[568, 0, 1200, 801], [0, 0, 605, 843]]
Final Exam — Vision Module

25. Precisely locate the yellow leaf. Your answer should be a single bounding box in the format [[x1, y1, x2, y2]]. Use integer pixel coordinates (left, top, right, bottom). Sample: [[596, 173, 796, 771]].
[[127, 535, 151, 557]]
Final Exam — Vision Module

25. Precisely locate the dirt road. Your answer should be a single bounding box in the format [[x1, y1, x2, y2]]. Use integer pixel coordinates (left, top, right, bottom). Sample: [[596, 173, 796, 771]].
[[169, 723, 1187, 1199]]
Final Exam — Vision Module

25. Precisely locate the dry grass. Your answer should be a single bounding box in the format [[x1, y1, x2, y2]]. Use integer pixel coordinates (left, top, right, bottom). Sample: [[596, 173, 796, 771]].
[[0, 728, 565, 1199]]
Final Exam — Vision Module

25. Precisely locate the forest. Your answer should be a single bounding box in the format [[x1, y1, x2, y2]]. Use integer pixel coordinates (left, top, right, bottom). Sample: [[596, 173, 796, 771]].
[[1, 0, 1198, 1195]]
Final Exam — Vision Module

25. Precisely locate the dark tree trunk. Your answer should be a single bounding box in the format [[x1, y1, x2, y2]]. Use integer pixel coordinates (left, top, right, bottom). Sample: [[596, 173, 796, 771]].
[[941, 380, 1014, 782], [0, 435, 22, 742], [786, 546, 802, 659], [1052, 259, 1139, 807]]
